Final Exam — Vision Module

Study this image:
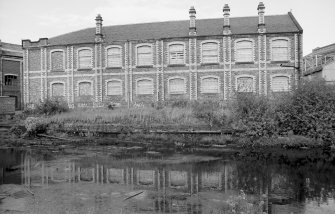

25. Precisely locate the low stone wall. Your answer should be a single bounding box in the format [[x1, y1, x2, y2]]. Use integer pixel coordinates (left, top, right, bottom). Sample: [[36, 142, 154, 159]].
[[0, 96, 15, 115]]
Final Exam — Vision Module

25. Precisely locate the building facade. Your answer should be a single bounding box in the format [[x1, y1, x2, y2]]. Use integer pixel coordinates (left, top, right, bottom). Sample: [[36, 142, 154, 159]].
[[22, 2, 303, 108], [0, 40, 23, 110]]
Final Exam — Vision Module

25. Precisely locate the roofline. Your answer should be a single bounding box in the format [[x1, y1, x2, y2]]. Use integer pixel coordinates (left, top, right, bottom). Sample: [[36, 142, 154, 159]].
[[288, 12, 303, 33]]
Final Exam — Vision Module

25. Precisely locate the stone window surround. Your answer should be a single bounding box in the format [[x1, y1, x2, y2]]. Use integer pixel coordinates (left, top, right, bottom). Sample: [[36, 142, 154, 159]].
[[200, 40, 220, 64], [200, 75, 220, 94], [167, 76, 187, 94], [235, 74, 256, 92], [234, 38, 255, 63], [49, 49, 66, 71], [135, 77, 154, 95], [105, 45, 123, 68], [76, 47, 93, 69], [105, 78, 123, 96], [167, 41, 186, 65], [135, 43, 154, 66], [50, 81, 66, 97], [76, 80, 94, 96]]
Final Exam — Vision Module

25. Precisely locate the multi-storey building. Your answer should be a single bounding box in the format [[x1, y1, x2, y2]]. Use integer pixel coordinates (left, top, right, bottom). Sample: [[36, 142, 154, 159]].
[[0, 40, 23, 110], [22, 2, 303, 108]]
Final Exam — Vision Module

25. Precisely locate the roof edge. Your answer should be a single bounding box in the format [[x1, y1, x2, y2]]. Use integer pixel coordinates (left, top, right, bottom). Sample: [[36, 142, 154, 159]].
[[288, 12, 303, 33]]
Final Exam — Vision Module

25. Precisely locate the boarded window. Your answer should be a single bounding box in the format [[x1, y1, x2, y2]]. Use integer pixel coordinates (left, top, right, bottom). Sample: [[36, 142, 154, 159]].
[[137, 79, 153, 95], [169, 44, 184, 64], [107, 47, 122, 67], [202, 42, 219, 63], [78, 82, 92, 96], [272, 40, 289, 61], [237, 77, 254, 92], [107, 80, 122, 95], [201, 77, 219, 93], [169, 78, 185, 94], [272, 76, 289, 92], [236, 40, 253, 62], [137, 45, 152, 66], [51, 51, 64, 70], [52, 83, 65, 97], [4, 75, 18, 86], [78, 49, 92, 68]]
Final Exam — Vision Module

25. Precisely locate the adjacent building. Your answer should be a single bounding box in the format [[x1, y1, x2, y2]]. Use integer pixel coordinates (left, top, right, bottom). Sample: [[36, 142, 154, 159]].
[[22, 2, 303, 108], [0, 40, 23, 110]]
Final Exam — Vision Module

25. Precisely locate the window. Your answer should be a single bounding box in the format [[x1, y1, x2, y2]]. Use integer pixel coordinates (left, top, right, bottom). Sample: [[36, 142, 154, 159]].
[[137, 45, 152, 66], [51, 83, 65, 97], [272, 76, 289, 92], [169, 44, 184, 65], [272, 39, 289, 61], [51, 50, 64, 71], [236, 76, 254, 92], [78, 49, 92, 69], [4, 75, 17, 86], [107, 80, 122, 95], [201, 77, 219, 93], [235, 40, 253, 62], [137, 79, 153, 95], [78, 82, 92, 96], [107, 47, 122, 67], [169, 78, 185, 94], [202, 42, 219, 63]]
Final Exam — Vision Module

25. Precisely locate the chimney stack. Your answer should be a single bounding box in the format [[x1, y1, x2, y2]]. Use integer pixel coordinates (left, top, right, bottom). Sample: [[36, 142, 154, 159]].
[[189, 6, 196, 36], [257, 2, 266, 32], [223, 4, 231, 35], [95, 14, 103, 42]]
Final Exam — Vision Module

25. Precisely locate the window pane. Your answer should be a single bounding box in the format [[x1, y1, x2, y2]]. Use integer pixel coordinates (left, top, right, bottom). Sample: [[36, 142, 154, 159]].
[[272, 76, 289, 92], [169, 44, 184, 64], [78, 50, 92, 68], [79, 82, 92, 96], [202, 42, 218, 63], [137, 79, 153, 94], [202, 77, 219, 93], [4, 75, 17, 86], [107, 47, 121, 67], [52, 83, 64, 97], [272, 40, 289, 61], [107, 81, 122, 95], [236, 41, 253, 62], [51, 51, 64, 70], [169, 78, 185, 94], [237, 77, 253, 92], [137, 46, 152, 66]]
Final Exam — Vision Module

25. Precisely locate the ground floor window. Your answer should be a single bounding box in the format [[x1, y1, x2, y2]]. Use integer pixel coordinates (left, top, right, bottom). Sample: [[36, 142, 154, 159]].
[[136, 79, 153, 95], [272, 76, 289, 92], [78, 82, 92, 96]]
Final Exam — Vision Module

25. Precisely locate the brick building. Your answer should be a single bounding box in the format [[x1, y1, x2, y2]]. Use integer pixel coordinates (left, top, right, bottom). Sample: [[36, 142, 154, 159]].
[[0, 40, 23, 110], [22, 2, 303, 108]]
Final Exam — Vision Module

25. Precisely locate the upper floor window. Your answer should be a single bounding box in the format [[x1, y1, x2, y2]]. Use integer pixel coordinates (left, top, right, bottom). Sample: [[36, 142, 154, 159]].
[[51, 50, 64, 71], [236, 76, 254, 92], [136, 78, 153, 95], [106, 46, 122, 67], [78, 81, 93, 96], [235, 40, 253, 62], [201, 77, 219, 93], [271, 76, 289, 92], [51, 82, 65, 97], [4, 75, 18, 86], [271, 39, 289, 61], [168, 78, 185, 94], [169, 43, 184, 65], [137, 45, 152, 66], [106, 80, 122, 96], [202, 42, 219, 64], [78, 49, 92, 69]]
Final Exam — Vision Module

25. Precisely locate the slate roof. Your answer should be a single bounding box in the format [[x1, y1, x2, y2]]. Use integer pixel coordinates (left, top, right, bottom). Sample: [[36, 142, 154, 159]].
[[48, 13, 302, 46]]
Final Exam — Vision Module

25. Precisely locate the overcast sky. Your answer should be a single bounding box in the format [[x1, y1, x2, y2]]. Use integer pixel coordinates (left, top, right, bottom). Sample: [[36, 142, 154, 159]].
[[0, 0, 334, 54]]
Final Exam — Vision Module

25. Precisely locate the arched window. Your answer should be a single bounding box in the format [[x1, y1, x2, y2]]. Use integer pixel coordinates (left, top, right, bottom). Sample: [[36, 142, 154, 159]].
[[201, 77, 219, 93], [4, 75, 18, 86], [169, 43, 184, 65], [202, 42, 219, 63], [51, 82, 65, 97], [235, 40, 253, 62], [236, 76, 254, 92], [106, 47, 122, 67], [136, 79, 153, 95], [272, 76, 289, 92], [271, 39, 289, 61], [168, 78, 185, 94], [137, 45, 152, 66], [78, 81, 92, 96], [106, 80, 122, 95], [51, 50, 64, 71], [78, 49, 92, 69]]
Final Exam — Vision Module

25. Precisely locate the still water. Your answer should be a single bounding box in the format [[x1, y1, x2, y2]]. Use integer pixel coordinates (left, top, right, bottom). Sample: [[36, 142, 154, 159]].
[[0, 146, 335, 214]]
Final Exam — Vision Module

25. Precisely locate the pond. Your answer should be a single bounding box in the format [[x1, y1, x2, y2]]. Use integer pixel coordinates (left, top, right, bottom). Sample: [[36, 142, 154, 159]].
[[0, 146, 335, 214]]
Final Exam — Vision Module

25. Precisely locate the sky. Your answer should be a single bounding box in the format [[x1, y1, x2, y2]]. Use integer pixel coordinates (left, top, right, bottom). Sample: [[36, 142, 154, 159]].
[[0, 0, 334, 55]]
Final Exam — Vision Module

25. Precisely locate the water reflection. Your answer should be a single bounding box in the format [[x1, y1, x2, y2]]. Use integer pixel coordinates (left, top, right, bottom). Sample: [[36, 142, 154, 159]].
[[1, 148, 335, 214]]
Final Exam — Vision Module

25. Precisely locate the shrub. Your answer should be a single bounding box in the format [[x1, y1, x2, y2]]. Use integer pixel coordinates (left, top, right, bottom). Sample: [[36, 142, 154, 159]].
[[24, 117, 48, 136], [25, 99, 69, 116]]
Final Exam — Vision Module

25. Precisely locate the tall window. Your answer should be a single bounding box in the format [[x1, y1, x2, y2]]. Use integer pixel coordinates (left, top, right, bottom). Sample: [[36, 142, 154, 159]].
[[137, 45, 152, 66], [51, 83, 65, 97], [169, 44, 184, 65], [272, 76, 289, 92], [78, 82, 92, 96], [272, 39, 289, 61], [51, 50, 64, 71], [4, 75, 17, 86], [78, 49, 92, 69], [107, 47, 122, 67], [236, 76, 254, 92], [201, 77, 219, 93], [235, 40, 253, 62], [202, 42, 219, 63], [107, 80, 122, 95], [137, 79, 153, 95], [169, 78, 185, 94]]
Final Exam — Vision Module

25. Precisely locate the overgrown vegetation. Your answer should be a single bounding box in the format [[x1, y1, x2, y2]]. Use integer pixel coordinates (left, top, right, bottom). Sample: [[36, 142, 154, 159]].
[[24, 99, 69, 116]]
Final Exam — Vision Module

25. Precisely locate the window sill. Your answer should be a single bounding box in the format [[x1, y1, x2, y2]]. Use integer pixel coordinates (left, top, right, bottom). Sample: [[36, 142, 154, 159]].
[[169, 92, 185, 95], [136, 93, 154, 96], [136, 65, 153, 68], [106, 66, 122, 69], [200, 92, 219, 94], [50, 70, 65, 72], [271, 60, 290, 64], [201, 63, 219, 66], [168, 64, 186, 67], [107, 94, 122, 96], [77, 68, 92, 71], [235, 61, 254, 64]]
